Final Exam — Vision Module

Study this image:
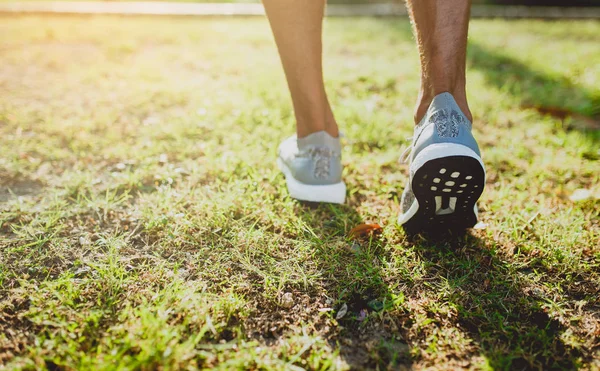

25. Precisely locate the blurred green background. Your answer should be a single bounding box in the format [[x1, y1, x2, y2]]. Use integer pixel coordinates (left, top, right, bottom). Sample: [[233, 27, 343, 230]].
[[3, 0, 600, 5]]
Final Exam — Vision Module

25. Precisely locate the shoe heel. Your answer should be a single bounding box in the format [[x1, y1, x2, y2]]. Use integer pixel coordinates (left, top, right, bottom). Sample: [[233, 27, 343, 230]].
[[403, 143, 485, 231], [278, 158, 346, 204]]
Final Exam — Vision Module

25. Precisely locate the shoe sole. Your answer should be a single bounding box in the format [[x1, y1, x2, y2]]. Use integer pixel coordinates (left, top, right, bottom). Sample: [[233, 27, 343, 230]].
[[398, 143, 485, 233], [277, 158, 346, 204]]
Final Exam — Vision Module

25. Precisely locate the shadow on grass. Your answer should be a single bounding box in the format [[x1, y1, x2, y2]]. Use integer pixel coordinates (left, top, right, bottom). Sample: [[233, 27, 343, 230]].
[[408, 233, 587, 369], [294, 201, 412, 369], [295, 199, 591, 368]]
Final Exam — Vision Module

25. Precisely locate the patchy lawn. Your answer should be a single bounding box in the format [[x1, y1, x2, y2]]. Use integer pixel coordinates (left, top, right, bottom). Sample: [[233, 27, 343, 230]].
[[1, 15, 599, 370]]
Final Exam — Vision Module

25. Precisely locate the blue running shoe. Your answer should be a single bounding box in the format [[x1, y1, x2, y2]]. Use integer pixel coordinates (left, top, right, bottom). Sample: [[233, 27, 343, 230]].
[[398, 92, 486, 233]]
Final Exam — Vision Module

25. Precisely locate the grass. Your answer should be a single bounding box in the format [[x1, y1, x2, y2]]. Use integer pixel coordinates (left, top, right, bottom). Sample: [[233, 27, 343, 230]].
[[0, 14, 599, 370]]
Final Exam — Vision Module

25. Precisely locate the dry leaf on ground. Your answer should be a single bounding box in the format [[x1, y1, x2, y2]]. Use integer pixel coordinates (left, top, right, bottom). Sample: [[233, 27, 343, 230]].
[[349, 223, 382, 239]]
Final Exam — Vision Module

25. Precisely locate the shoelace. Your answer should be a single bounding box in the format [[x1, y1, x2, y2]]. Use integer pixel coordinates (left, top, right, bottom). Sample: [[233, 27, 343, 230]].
[[302, 147, 335, 179], [313, 148, 332, 179], [399, 137, 414, 164]]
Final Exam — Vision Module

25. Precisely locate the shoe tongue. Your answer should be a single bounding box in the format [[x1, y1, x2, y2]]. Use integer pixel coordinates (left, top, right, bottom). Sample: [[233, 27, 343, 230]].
[[297, 131, 341, 152]]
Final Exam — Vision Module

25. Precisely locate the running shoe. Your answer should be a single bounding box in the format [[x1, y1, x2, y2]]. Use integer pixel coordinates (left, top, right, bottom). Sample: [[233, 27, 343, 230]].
[[277, 131, 346, 204], [398, 92, 485, 233]]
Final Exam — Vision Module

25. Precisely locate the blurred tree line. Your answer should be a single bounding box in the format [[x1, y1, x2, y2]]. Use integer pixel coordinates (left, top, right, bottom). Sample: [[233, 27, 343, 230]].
[[329, 0, 600, 5], [476, 0, 599, 6]]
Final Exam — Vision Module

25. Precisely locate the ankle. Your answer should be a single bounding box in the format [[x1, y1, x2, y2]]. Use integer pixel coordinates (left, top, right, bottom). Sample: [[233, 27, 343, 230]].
[[324, 119, 339, 138], [297, 122, 339, 138], [295, 106, 339, 138]]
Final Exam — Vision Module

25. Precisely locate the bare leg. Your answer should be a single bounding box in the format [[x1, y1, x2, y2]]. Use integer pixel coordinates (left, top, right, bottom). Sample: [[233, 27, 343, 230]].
[[406, 0, 473, 124], [263, 0, 338, 138]]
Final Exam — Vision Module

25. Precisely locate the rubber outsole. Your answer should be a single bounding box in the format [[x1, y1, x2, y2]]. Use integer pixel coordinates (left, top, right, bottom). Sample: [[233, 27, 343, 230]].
[[398, 142, 485, 234], [401, 155, 485, 234], [277, 158, 346, 204]]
